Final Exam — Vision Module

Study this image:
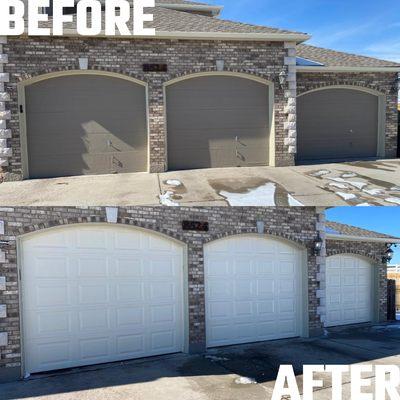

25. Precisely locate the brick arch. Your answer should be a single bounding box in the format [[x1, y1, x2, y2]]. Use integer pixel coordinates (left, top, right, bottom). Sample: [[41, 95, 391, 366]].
[[326, 250, 382, 264], [17, 67, 148, 86], [17, 218, 189, 245], [204, 227, 308, 250], [297, 82, 386, 96]]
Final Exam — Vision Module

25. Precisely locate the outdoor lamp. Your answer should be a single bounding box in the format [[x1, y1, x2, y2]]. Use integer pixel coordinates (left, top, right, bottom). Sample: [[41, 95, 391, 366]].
[[314, 238, 323, 255], [278, 69, 287, 88], [383, 244, 395, 263], [392, 74, 400, 93]]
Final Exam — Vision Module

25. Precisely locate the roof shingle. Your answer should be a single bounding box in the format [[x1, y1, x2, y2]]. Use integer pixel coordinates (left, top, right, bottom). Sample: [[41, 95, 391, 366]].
[[325, 221, 399, 240]]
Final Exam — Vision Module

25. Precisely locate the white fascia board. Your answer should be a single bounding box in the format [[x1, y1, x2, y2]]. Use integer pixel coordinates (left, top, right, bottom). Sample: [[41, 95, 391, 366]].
[[160, 4, 224, 17], [46, 30, 312, 42], [297, 66, 400, 72], [326, 233, 400, 243]]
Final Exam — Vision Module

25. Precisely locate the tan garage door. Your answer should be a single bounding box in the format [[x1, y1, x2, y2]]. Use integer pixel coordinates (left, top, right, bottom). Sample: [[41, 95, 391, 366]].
[[297, 88, 378, 163], [25, 75, 148, 178], [166, 75, 270, 170]]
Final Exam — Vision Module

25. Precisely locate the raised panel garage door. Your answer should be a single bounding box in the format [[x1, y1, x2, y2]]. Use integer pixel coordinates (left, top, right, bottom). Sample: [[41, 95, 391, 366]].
[[326, 255, 373, 327], [166, 75, 270, 170], [297, 89, 378, 163], [25, 75, 148, 178], [205, 236, 302, 347], [21, 225, 184, 374]]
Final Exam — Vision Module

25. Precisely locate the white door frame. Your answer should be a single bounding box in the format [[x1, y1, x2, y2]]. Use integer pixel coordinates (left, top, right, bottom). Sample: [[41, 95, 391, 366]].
[[17, 223, 189, 377], [204, 233, 309, 347]]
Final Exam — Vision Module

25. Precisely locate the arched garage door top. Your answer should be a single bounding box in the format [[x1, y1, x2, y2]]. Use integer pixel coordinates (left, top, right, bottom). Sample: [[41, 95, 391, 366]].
[[297, 86, 382, 163], [204, 234, 305, 348], [20, 224, 185, 374], [166, 73, 273, 170], [325, 254, 374, 327], [22, 71, 148, 179]]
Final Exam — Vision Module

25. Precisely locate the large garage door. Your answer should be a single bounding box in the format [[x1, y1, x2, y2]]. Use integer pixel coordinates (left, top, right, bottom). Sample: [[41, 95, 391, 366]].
[[326, 255, 373, 327], [166, 75, 270, 170], [21, 225, 184, 374], [25, 74, 148, 178], [297, 88, 378, 163], [205, 235, 302, 347]]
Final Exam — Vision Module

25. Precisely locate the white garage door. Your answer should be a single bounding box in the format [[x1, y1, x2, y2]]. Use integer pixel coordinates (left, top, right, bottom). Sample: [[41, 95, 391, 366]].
[[205, 235, 303, 347], [326, 255, 373, 327], [21, 225, 184, 374]]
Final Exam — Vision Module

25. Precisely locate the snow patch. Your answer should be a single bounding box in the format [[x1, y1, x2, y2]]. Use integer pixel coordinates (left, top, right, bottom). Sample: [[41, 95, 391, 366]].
[[327, 177, 367, 190], [385, 198, 400, 205], [362, 188, 384, 196], [165, 179, 182, 187], [357, 203, 372, 207], [220, 183, 276, 206], [328, 182, 348, 190], [311, 170, 331, 177], [336, 192, 357, 201], [341, 172, 357, 178], [159, 191, 179, 206], [391, 187, 400, 192], [235, 376, 257, 385], [288, 194, 304, 206], [205, 355, 229, 362]]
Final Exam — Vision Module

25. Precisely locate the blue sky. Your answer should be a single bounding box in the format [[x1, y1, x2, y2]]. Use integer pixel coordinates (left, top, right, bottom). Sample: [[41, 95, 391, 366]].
[[208, 0, 400, 62], [326, 207, 400, 264]]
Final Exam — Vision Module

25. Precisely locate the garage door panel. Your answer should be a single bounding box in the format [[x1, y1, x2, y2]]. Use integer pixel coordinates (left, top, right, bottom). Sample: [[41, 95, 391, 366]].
[[167, 76, 270, 170], [297, 89, 378, 162], [26, 75, 148, 178], [326, 255, 373, 327], [22, 225, 184, 374], [205, 236, 302, 347]]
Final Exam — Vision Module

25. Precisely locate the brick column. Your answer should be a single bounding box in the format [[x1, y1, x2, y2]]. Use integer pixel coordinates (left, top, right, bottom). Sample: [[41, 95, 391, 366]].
[[283, 41, 297, 164], [0, 37, 12, 174]]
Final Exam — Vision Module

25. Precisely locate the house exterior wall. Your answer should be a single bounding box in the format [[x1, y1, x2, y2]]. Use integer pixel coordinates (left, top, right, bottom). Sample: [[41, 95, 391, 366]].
[[297, 72, 399, 158], [326, 239, 388, 323], [0, 206, 320, 381], [2, 37, 292, 181]]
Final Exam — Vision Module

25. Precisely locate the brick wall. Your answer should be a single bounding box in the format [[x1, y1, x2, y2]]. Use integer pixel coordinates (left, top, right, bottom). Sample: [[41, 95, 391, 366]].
[[297, 72, 399, 158], [3, 37, 290, 180], [0, 206, 319, 379], [326, 239, 388, 322]]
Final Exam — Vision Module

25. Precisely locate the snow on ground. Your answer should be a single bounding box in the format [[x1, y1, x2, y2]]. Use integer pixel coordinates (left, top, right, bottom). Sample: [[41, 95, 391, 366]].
[[385, 198, 400, 205], [336, 192, 357, 201], [341, 172, 357, 178], [159, 191, 179, 206], [165, 179, 182, 187], [288, 194, 304, 206], [329, 182, 349, 190], [327, 177, 367, 190], [234, 377, 257, 385], [363, 188, 384, 196], [220, 182, 277, 206], [310, 170, 331, 177]]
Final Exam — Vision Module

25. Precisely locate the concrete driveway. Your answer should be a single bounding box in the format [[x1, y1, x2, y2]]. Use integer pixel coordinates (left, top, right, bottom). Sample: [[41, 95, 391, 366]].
[[0, 159, 399, 206], [1, 323, 400, 399]]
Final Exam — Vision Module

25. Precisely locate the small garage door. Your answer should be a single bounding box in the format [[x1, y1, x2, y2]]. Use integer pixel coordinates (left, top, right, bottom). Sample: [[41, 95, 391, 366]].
[[205, 235, 302, 347], [166, 75, 270, 170], [21, 225, 184, 374], [297, 88, 378, 162], [326, 255, 373, 327], [25, 74, 148, 178]]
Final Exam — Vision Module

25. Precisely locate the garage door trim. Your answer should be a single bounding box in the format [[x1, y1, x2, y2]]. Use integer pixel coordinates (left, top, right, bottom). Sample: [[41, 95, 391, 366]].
[[18, 70, 150, 179], [204, 233, 309, 347], [17, 223, 189, 376], [325, 253, 377, 328], [164, 72, 276, 169], [297, 85, 386, 159]]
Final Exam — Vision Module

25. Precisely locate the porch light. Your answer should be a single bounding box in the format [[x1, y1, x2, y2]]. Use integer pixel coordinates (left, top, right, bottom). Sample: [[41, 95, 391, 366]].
[[278, 69, 287, 89], [314, 237, 323, 255], [78, 57, 89, 70], [392, 74, 400, 93], [256, 221, 265, 234], [383, 244, 395, 264], [216, 59, 225, 72]]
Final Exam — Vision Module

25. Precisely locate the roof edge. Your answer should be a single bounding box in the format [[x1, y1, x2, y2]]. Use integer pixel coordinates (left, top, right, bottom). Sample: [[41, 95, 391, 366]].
[[297, 66, 400, 72], [326, 233, 400, 243], [22, 30, 311, 42], [160, 3, 224, 17]]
